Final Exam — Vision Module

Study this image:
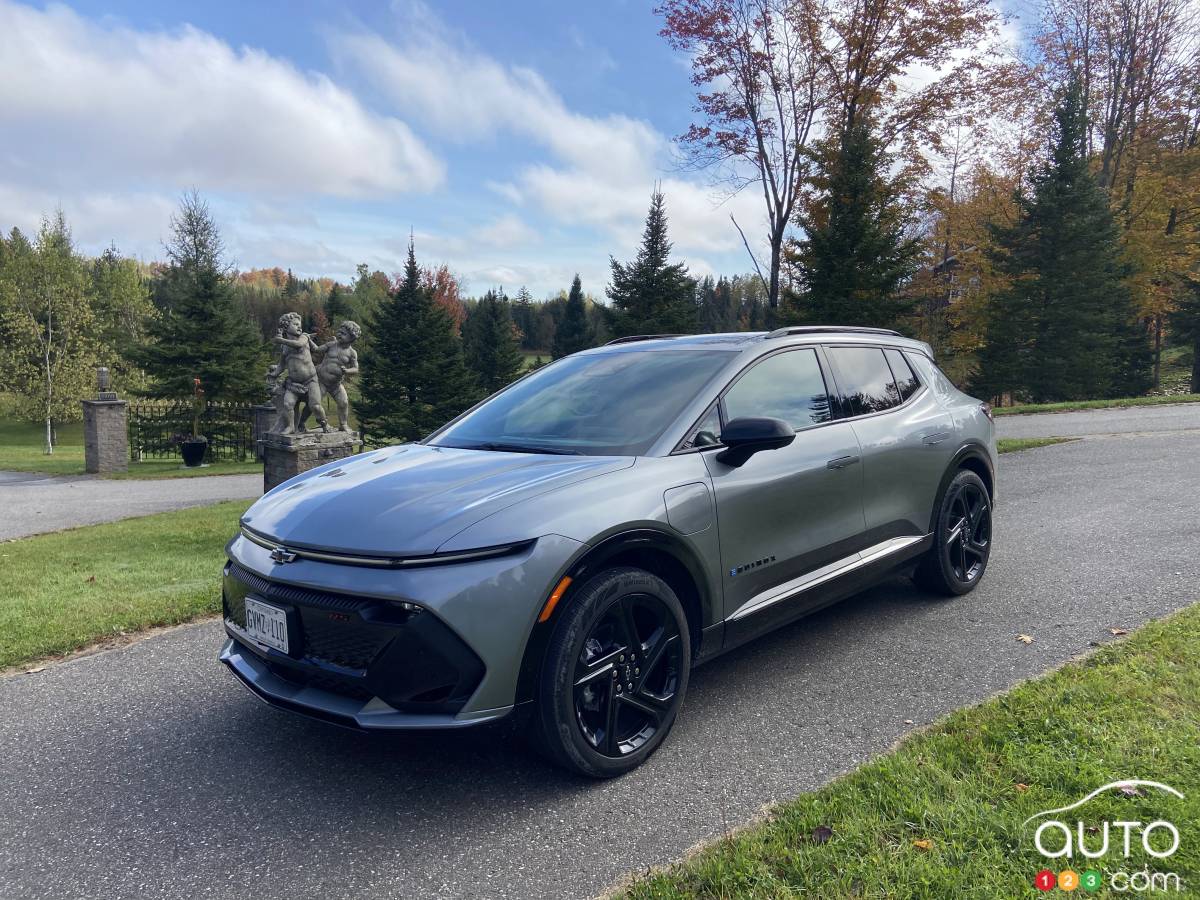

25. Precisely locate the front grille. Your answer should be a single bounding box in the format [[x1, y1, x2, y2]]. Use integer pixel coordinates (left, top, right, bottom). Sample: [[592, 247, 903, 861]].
[[298, 608, 393, 670], [222, 561, 484, 714], [224, 562, 408, 670]]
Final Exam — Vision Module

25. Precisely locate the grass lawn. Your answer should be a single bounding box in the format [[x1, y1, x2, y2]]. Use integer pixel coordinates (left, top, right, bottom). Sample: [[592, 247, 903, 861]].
[[0, 499, 251, 670], [993, 394, 1200, 416], [619, 605, 1200, 899], [0, 417, 259, 478], [997, 437, 1077, 454]]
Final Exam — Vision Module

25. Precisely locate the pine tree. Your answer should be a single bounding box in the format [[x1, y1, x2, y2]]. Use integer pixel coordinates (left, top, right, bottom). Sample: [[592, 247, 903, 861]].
[[326, 283, 353, 324], [358, 241, 478, 442], [784, 117, 919, 330], [553, 274, 593, 358], [976, 78, 1151, 402], [464, 289, 525, 393], [607, 190, 696, 336], [136, 193, 265, 401], [512, 286, 536, 349]]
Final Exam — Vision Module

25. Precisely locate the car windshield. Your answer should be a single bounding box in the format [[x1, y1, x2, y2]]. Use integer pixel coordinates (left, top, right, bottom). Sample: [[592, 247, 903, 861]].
[[429, 348, 736, 456]]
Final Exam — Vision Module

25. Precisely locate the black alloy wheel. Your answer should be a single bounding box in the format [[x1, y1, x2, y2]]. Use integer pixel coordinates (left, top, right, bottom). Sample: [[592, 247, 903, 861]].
[[573, 592, 683, 757], [914, 468, 992, 596], [945, 479, 990, 583], [535, 566, 690, 777]]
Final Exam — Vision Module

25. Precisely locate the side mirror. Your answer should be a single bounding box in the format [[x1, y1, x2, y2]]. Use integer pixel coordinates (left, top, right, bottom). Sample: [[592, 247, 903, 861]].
[[715, 417, 795, 467]]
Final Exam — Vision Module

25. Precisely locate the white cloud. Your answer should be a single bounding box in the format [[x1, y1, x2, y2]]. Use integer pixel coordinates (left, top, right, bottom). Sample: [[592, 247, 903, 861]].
[[0, 1, 443, 198], [474, 214, 539, 248], [332, 9, 767, 265]]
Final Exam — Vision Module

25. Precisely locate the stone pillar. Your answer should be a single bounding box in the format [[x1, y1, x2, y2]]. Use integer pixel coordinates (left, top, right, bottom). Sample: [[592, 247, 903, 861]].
[[82, 399, 129, 474], [251, 403, 276, 461], [262, 430, 360, 492]]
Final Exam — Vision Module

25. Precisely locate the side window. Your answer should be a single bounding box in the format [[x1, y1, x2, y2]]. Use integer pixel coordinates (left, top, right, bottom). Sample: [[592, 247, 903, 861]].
[[723, 349, 833, 430], [680, 403, 722, 449], [884, 348, 920, 402], [827, 346, 901, 416]]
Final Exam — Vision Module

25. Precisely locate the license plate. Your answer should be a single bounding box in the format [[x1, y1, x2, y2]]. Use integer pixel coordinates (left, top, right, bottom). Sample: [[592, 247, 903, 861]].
[[244, 597, 289, 653]]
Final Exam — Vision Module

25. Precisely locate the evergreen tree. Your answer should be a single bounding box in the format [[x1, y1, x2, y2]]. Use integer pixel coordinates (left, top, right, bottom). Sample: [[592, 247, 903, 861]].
[[976, 78, 1151, 402], [358, 241, 478, 442], [553, 274, 593, 358], [326, 283, 353, 323], [784, 116, 919, 330], [464, 289, 525, 393], [137, 193, 264, 401], [607, 190, 696, 336], [512, 286, 536, 349]]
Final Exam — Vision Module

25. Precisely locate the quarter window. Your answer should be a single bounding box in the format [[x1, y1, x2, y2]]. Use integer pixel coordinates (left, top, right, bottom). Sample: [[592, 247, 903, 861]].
[[827, 346, 902, 416], [723, 349, 833, 430], [884, 348, 920, 402]]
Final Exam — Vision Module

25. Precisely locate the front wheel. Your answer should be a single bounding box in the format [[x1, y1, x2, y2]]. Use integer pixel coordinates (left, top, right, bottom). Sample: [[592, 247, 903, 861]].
[[533, 566, 690, 778], [913, 469, 992, 596]]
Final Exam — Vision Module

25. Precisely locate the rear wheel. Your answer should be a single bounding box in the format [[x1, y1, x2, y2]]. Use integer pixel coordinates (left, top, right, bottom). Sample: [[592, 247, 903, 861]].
[[533, 566, 690, 777], [913, 469, 992, 596]]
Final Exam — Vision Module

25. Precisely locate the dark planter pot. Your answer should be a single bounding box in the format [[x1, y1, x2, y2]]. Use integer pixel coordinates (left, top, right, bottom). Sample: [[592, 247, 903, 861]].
[[180, 438, 208, 467]]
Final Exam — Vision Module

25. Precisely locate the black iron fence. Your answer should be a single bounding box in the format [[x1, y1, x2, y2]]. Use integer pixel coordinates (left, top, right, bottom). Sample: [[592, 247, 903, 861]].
[[128, 400, 255, 462]]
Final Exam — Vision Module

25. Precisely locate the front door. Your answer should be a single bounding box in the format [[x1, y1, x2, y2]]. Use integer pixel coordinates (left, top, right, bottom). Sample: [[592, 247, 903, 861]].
[[702, 348, 866, 640]]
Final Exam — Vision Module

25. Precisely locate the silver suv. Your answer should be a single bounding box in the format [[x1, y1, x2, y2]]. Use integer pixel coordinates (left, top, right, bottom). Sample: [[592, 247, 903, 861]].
[[221, 327, 996, 776]]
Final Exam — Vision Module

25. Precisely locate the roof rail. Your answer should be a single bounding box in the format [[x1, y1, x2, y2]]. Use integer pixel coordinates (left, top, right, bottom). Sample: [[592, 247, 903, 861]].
[[604, 334, 685, 345], [764, 326, 902, 339]]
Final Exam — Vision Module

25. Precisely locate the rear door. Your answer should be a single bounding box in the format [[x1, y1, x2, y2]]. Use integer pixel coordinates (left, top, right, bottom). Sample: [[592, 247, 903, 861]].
[[823, 345, 953, 542], [700, 347, 866, 635]]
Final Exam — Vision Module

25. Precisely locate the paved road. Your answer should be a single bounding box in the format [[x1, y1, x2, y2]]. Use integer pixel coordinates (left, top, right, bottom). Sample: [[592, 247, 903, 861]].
[[2, 417, 1198, 899], [995, 400, 1200, 439], [0, 470, 262, 541]]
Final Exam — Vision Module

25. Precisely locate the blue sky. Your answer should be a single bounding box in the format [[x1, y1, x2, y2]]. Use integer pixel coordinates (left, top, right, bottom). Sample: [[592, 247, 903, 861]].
[[0, 0, 1023, 298]]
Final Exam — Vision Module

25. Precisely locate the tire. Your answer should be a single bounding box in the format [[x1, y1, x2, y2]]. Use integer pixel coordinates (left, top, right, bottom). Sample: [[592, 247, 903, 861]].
[[532, 566, 691, 778], [913, 469, 993, 596]]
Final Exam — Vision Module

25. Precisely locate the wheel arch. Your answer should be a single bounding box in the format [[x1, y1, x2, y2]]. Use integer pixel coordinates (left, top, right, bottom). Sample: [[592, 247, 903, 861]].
[[512, 527, 714, 706], [928, 442, 995, 533]]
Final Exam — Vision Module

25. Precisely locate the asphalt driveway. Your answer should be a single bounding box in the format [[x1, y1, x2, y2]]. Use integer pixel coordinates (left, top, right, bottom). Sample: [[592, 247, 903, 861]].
[[1, 412, 1198, 899], [0, 470, 262, 541], [995, 399, 1200, 438]]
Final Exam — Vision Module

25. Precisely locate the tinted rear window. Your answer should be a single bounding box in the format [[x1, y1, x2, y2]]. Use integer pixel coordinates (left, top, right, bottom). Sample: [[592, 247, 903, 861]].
[[827, 347, 901, 416], [884, 348, 920, 401]]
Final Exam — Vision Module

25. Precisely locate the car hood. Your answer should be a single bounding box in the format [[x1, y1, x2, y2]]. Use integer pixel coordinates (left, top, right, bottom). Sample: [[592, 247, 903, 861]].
[[241, 444, 633, 556]]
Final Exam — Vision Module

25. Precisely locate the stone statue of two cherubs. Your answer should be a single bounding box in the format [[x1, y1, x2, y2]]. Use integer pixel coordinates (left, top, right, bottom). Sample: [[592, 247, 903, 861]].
[[267, 312, 361, 435]]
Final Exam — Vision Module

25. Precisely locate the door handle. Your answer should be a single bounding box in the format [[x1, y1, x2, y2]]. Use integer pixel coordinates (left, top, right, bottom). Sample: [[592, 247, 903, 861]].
[[921, 431, 951, 445], [826, 455, 860, 469]]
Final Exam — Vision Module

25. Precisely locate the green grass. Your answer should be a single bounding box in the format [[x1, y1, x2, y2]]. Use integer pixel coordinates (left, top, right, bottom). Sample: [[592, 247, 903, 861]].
[[997, 437, 1078, 454], [993, 394, 1200, 416], [0, 417, 259, 478], [618, 605, 1200, 899], [0, 499, 251, 670]]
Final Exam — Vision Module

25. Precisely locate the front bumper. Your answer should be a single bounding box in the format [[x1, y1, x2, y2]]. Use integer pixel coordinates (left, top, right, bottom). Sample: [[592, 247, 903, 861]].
[[219, 530, 584, 728], [221, 637, 508, 729]]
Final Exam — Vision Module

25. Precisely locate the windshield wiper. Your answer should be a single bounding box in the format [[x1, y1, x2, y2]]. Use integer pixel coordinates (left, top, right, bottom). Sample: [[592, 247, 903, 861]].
[[472, 442, 584, 456]]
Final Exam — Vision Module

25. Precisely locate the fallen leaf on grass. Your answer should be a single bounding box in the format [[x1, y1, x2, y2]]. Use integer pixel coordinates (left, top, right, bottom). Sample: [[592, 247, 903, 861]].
[[1015, 783, 1029, 792], [1016, 634, 1034, 644], [1109, 627, 1128, 636], [912, 839, 933, 851], [1118, 784, 1144, 798], [86, 575, 96, 583], [811, 825, 833, 844], [24, 666, 45, 675]]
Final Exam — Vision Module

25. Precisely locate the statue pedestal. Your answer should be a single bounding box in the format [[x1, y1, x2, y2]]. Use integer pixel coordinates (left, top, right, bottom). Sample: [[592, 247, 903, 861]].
[[251, 403, 276, 461], [81, 399, 128, 474], [262, 430, 360, 492]]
